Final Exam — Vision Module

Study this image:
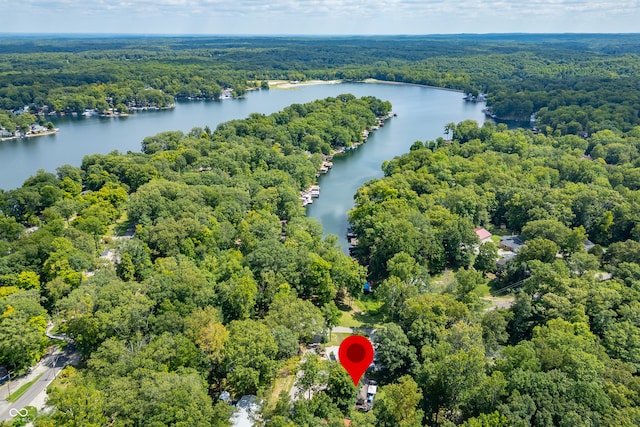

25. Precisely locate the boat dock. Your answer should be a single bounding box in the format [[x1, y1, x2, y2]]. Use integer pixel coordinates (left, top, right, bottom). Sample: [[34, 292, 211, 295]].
[[300, 185, 321, 207], [302, 113, 396, 206]]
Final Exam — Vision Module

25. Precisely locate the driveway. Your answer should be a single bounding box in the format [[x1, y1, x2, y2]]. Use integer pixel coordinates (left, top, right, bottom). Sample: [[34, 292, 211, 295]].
[[482, 295, 516, 312]]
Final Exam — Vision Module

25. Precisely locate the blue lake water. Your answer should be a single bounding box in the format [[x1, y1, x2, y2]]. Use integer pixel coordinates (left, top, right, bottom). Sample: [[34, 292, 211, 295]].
[[0, 82, 485, 250]]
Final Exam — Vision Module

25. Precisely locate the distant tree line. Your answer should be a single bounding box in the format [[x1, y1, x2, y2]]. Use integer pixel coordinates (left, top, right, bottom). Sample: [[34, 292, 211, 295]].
[[2, 34, 640, 132]]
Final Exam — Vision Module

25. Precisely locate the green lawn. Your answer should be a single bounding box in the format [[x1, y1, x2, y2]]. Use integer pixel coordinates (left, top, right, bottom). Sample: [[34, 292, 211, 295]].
[[336, 294, 384, 330], [354, 294, 383, 313], [473, 283, 491, 297], [264, 356, 300, 410], [327, 332, 351, 346], [338, 310, 362, 328], [432, 269, 493, 297]]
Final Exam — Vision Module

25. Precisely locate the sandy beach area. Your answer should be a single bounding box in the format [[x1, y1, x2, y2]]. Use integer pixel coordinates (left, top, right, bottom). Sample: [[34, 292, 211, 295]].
[[268, 78, 465, 93], [268, 79, 342, 89], [361, 78, 464, 93]]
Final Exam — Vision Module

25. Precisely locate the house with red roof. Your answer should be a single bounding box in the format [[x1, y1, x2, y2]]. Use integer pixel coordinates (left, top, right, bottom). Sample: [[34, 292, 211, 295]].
[[474, 227, 493, 243]]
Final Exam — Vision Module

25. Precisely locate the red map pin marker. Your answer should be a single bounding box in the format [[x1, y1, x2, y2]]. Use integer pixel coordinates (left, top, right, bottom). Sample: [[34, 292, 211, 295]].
[[338, 335, 374, 386]]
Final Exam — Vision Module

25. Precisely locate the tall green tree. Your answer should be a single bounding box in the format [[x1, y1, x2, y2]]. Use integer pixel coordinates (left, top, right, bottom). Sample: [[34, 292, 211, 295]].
[[374, 323, 419, 382], [325, 362, 358, 414], [225, 319, 278, 394], [374, 376, 424, 427]]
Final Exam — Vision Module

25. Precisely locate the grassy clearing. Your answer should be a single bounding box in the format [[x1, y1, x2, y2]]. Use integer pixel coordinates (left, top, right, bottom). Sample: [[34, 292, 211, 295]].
[[264, 356, 300, 410], [46, 366, 75, 396], [111, 210, 134, 237], [327, 332, 351, 347], [491, 226, 513, 237], [430, 269, 455, 294], [473, 283, 492, 297], [355, 294, 383, 313], [338, 309, 362, 328], [7, 373, 43, 402], [353, 297, 384, 328], [336, 294, 384, 330]]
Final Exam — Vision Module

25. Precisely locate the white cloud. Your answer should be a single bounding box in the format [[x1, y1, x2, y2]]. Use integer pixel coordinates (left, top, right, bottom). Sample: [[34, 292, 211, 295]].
[[3, 0, 640, 33]]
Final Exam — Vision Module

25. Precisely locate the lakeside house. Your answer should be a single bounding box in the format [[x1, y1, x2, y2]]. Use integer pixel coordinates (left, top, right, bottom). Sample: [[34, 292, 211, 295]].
[[463, 93, 487, 102], [82, 109, 99, 117], [584, 239, 596, 251], [1, 123, 56, 139], [30, 124, 48, 133], [12, 106, 29, 115], [497, 235, 525, 266], [221, 88, 234, 99]]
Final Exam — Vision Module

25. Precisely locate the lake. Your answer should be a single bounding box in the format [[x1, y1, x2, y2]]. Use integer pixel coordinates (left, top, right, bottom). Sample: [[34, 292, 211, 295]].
[[0, 82, 485, 250]]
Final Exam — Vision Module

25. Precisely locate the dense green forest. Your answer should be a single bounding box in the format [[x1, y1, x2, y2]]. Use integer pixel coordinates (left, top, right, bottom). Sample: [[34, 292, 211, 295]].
[[3, 34, 640, 427], [1, 34, 640, 135], [0, 95, 390, 426], [3, 97, 640, 426], [341, 121, 640, 426]]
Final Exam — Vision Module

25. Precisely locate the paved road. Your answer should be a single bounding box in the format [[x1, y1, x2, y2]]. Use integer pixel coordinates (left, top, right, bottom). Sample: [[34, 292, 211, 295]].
[[0, 345, 80, 423]]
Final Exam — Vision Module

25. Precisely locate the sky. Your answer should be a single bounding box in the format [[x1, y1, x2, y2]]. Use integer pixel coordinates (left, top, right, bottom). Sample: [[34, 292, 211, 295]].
[[2, 0, 640, 35]]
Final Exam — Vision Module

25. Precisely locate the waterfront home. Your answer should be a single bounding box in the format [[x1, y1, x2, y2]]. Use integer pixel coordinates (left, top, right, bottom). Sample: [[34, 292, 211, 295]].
[[82, 109, 99, 117], [12, 106, 29, 115], [584, 239, 595, 251], [30, 124, 48, 133], [221, 89, 233, 99]]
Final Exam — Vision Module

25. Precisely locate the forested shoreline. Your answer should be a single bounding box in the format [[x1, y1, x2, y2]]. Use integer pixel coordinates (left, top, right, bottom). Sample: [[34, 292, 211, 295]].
[[2, 34, 640, 137]]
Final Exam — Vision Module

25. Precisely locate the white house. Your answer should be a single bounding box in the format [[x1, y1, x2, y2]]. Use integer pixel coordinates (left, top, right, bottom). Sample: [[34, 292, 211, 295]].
[[30, 124, 48, 133]]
